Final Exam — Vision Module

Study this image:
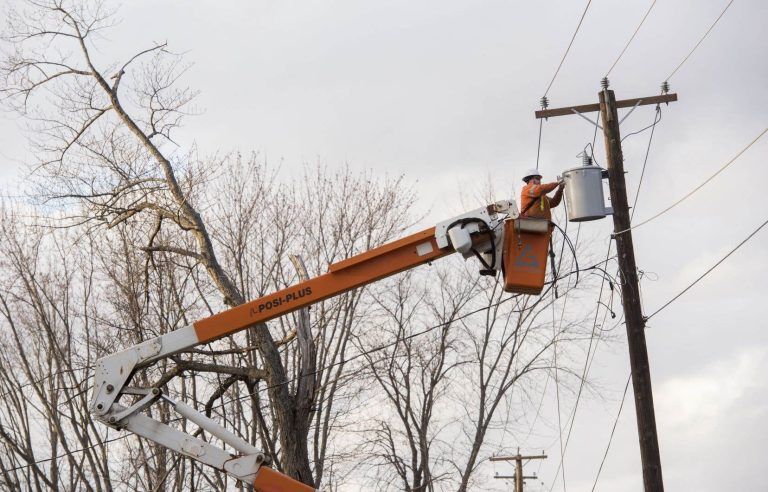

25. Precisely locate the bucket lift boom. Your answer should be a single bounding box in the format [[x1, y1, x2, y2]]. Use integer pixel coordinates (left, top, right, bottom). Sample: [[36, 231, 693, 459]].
[[89, 197, 553, 490]]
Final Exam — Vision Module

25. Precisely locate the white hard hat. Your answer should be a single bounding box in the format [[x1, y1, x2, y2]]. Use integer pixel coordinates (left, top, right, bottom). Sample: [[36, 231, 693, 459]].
[[522, 168, 542, 182]]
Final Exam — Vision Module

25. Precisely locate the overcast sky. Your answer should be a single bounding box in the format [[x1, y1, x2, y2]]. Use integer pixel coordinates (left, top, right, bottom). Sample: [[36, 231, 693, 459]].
[[1, 0, 767, 490]]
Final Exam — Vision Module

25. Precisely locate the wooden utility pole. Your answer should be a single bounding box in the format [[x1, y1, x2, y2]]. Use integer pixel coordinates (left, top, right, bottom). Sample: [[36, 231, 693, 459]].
[[535, 79, 676, 492], [490, 451, 547, 492]]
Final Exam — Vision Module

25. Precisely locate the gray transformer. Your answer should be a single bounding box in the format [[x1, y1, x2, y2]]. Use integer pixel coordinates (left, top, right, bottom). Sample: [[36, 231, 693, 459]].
[[562, 164, 613, 222]]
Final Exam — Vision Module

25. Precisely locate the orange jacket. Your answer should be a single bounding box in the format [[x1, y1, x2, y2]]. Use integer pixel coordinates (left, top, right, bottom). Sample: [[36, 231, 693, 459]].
[[520, 181, 563, 220]]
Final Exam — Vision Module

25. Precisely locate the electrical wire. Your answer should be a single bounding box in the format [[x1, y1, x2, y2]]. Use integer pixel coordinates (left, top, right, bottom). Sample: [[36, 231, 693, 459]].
[[620, 104, 662, 143], [3, 295, 516, 474], [546, 247, 613, 492], [543, 0, 593, 98], [664, 0, 736, 82], [615, 126, 767, 236], [605, 0, 658, 77], [546, 114, 608, 491], [589, 216, 768, 489], [4, 256, 619, 475], [0, 365, 94, 401], [536, 118, 545, 171], [630, 105, 662, 221], [4, 434, 129, 473], [543, 232, 577, 492], [552, 107, 661, 489], [550, 297, 567, 492], [646, 216, 768, 320], [590, 371, 631, 492]]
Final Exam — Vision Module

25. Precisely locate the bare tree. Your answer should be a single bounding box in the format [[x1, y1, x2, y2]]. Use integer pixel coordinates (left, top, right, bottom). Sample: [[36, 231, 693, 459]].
[[0, 206, 114, 491], [349, 247, 596, 491], [2, 0, 311, 484], [0, 2, 605, 490]]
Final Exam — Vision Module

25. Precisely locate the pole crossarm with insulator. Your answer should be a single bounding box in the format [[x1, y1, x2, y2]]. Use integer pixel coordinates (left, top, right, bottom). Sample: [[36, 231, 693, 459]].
[[490, 452, 547, 492]]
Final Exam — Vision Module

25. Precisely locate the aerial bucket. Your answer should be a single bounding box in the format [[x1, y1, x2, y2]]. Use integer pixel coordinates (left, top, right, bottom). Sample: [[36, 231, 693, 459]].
[[502, 218, 551, 295]]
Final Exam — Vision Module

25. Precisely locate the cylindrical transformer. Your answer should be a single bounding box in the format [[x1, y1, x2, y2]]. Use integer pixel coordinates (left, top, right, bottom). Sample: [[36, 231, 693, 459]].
[[562, 165, 613, 222]]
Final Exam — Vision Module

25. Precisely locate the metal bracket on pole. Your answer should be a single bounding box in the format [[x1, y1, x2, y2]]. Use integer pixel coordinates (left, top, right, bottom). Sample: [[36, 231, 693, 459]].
[[570, 108, 603, 130], [619, 99, 643, 125]]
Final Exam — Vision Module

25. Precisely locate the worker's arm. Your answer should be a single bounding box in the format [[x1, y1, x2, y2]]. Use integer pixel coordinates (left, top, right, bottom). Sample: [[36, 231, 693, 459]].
[[549, 183, 565, 208], [525, 182, 559, 198]]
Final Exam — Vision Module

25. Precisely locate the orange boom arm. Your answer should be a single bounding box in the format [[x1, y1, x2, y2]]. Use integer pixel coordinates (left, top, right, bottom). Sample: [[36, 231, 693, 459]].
[[195, 227, 451, 343]]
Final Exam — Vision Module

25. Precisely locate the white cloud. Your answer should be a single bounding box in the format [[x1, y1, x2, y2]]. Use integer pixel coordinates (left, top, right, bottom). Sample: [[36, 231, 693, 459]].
[[658, 346, 768, 435], [656, 346, 768, 491]]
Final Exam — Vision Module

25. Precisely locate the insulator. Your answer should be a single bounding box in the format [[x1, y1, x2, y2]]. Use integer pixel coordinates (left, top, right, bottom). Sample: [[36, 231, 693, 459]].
[[661, 81, 670, 94], [582, 153, 592, 166], [540, 96, 549, 109], [600, 77, 610, 90]]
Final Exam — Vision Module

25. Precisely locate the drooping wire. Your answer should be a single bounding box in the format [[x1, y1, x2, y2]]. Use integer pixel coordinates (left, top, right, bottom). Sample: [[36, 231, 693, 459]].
[[620, 104, 662, 143], [590, 372, 632, 491], [547, 207, 584, 492], [4, 290, 522, 475], [545, 112, 607, 491], [615, 126, 767, 236], [646, 216, 768, 320], [605, 0, 658, 77], [664, 0, 736, 83], [536, 118, 545, 171], [550, 299, 568, 492], [589, 215, 768, 489], [546, 247, 613, 492], [630, 105, 662, 221], [4, 433, 130, 473], [542, 0, 593, 98], [0, 365, 94, 401], [7, 260, 614, 474]]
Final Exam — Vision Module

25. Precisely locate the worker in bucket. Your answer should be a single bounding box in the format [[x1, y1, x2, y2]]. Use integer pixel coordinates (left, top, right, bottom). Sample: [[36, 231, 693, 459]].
[[520, 169, 565, 220]]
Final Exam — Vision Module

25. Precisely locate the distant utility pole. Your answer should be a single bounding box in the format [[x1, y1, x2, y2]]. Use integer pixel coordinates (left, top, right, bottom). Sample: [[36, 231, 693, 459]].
[[490, 450, 547, 492], [535, 78, 676, 492]]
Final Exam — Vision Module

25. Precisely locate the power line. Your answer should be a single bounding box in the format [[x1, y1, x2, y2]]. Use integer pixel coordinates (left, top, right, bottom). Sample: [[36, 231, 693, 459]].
[[0, 279, 533, 473], [4, 434, 128, 473], [0, 365, 93, 401], [547, 247, 614, 492], [616, 126, 767, 236], [5, 251, 613, 474], [664, 0, 736, 82], [605, 0, 658, 77], [545, 205, 587, 492], [4, 294, 523, 474], [590, 371, 631, 492], [587, 214, 767, 488], [646, 216, 768, 320], [620, 104, 662, 144], [4, 257, 617, 475], [550, 300, 567, 492], [630, 105, 662, 221], [535, 118, 545, 171], [543, 0, 593, 98], [592, 211, 768, 484], [589, 215, 768, 487]]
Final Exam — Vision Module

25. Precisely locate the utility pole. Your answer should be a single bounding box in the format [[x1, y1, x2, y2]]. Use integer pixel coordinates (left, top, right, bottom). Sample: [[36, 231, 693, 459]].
[[490, 450, 547, 492], [534, 79, 676, 492]]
